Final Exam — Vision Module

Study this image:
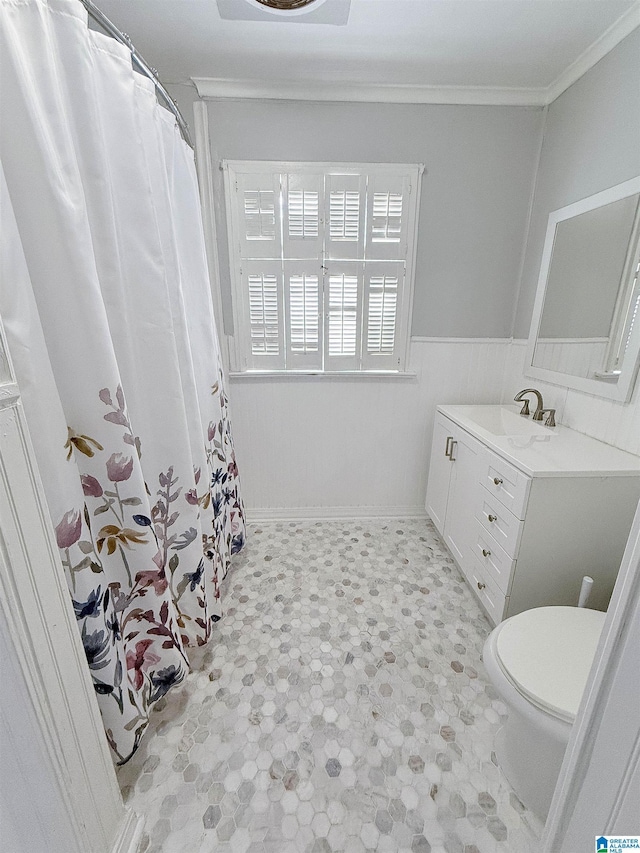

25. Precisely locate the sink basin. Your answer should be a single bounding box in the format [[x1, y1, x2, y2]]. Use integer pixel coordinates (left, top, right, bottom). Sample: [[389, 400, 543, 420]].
[[454, 406, 554, 436]]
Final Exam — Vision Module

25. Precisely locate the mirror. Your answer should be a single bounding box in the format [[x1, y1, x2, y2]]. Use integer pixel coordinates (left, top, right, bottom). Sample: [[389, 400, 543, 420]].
[[526, 177, 640, 402]]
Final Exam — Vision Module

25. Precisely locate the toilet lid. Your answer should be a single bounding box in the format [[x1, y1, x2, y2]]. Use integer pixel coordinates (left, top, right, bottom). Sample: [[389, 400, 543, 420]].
[[495, 606, 606, 723]]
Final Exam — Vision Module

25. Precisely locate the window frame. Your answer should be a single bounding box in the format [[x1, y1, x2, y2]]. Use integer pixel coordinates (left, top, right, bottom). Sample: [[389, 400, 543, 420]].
[[223, 160, 423, 375]]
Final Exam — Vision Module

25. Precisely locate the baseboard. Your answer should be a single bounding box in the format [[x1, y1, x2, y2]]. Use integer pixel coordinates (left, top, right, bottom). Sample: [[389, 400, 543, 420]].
[[112, 809, 145, 853], [246, 506, 428, 523]]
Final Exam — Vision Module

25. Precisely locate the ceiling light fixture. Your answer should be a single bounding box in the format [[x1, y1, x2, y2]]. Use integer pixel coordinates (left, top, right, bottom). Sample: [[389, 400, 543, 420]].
[[254, 0, 318, 8], [241, 0, 333, 17], [228, 0, 347, 24]]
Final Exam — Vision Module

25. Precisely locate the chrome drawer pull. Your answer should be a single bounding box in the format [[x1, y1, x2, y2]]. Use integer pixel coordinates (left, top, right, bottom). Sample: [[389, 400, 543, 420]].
[[487, 514, 497, 522], [477, 581, 486, 590], [482, 549, 491, 557], [493, 477, 503, 485], [445, 436, 453, 458]]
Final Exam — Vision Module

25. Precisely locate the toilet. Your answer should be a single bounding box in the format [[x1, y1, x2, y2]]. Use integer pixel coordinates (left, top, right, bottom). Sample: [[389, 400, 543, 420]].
[[482, 606, 606, 821]]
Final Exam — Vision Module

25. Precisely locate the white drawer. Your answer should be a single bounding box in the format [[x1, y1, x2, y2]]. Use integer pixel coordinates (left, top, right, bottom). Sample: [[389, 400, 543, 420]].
[[475, 486, 523, 558], [469, 560, 508, 626], [480, 452, 530, 520], [471, 519, 515, 595]]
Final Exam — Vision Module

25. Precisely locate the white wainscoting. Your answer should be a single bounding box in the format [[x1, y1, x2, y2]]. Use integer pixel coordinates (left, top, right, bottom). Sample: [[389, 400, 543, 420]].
[[229, 337, 640, 519], [532, 338, 608, 381], [228, 339, 510, 519], [503, 340, 640, 457]]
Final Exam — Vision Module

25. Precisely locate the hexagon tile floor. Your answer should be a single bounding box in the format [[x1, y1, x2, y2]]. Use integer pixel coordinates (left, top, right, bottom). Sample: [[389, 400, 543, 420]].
[[118, 519, 544, 853]]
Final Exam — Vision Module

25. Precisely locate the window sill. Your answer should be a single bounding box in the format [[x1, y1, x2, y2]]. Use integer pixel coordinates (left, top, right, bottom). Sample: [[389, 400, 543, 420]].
[[228, 370, 417, 381]]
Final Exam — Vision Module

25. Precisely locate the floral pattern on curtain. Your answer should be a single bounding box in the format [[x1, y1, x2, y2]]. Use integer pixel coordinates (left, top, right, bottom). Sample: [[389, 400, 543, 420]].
[[0, 0, 245, 763], [55, 376, 244, 761]]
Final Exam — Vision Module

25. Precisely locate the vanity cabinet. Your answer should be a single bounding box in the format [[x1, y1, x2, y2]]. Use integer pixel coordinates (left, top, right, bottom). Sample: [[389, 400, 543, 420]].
[[426, 418, 484, 569], [426, 407, 640, 625]]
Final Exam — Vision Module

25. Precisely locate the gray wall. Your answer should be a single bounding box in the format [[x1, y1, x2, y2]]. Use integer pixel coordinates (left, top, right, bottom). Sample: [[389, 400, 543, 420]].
[[539, 193, 638, 338], [170, 94, 543, 338], [170, 29, 639, 342], [513, 28, 640, 339], [167, 82, 197, 131]]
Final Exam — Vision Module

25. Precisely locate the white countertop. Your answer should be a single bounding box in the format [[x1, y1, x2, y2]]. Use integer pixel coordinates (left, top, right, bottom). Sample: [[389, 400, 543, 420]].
[[438, 404, 640, 478]]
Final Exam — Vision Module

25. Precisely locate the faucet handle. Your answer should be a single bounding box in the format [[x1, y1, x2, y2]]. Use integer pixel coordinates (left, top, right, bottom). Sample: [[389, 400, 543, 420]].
[[543, 409, 556, 427], [516, 400, 530, 416]]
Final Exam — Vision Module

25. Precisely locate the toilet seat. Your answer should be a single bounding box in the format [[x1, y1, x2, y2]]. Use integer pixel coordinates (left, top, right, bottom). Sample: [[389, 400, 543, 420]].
[[494, 606, 606, 723]]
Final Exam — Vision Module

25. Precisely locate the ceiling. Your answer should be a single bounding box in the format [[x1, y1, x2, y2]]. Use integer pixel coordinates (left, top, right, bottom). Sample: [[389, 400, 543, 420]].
[[94, 0, 640, 104]]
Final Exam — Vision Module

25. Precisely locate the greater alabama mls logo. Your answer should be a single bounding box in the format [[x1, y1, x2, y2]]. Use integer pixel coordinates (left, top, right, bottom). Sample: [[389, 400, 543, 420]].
[[596, 838, 640, 852]]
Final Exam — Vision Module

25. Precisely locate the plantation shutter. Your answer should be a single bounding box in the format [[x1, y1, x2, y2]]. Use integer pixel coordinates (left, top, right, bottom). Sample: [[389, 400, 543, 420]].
[[225, 161, 421, 373], [324, 262, 363, 371], [284, 260, 323, 369], [240, 259, 285, 369], [325, 173, 366, 260], [365, 172, 412, 260], [283, 173, 323, 260], [608, 256, 640, 371], [235, 171, 282, 259], [362, 261, 405, 370], [622, 260, 640, 359]]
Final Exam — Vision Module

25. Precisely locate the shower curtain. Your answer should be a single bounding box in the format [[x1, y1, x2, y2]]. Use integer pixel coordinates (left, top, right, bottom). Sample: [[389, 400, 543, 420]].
[[0, 0, 245, 763]]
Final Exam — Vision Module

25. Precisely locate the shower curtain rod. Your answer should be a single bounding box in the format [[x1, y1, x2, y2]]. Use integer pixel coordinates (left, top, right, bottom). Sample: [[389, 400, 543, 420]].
[[78, 0, 194, 149]]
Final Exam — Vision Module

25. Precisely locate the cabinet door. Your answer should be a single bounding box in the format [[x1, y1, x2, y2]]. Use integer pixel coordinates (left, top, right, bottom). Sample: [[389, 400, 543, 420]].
[[425, 414, 455, 536], [444, 429, 483, 579]]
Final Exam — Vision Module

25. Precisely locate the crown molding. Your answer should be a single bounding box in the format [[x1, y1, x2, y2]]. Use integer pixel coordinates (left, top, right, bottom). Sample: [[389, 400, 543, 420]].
[[192, 76, 548, 105], [192, 5, 640, 107], [545, 2, 640, 103]]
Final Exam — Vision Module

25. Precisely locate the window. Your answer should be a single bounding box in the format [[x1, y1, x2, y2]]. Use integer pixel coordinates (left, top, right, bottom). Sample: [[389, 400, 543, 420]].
[[223, 161, 422, 373], [604, 255, 640, 374]]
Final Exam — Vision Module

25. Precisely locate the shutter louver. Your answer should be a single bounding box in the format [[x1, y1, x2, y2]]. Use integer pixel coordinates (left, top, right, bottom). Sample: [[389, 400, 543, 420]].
[[330, 191, 360, 241], [288, 191, 319, 240], [362, 261, 404, 369], [325, 262, 363, 370], [372, 192, 403, 243], [289, 274, 319, 352], [325, 173, 366, 259], [244, 190, 276, 241], [241, 260, 284, 369], [285, 262, 323, 369], [236, 172, 282, 259], [329, 274, 358, 356], [365, 173, 411, 260], [283, 173, 323, 259], [367, 273, 398, 353], [249, 273, 279, 354]]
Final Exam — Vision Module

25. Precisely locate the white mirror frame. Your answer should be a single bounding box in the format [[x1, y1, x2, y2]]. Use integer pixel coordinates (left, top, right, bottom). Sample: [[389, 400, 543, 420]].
[[525, 176, 640, 402]]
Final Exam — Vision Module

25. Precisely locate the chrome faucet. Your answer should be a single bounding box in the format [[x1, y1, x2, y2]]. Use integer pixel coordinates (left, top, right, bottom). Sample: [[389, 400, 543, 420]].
[[514, 388, 544, 420]]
